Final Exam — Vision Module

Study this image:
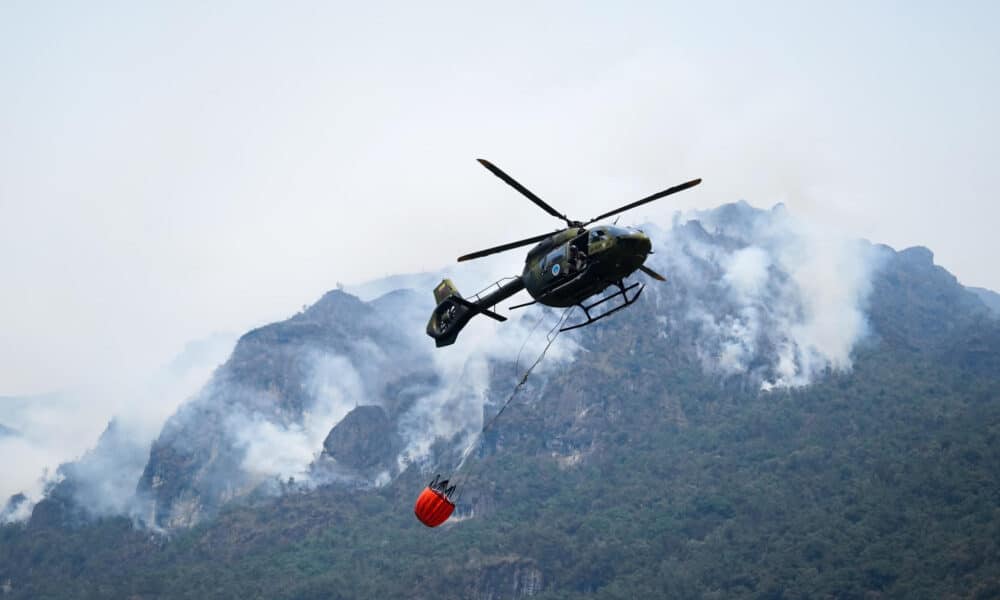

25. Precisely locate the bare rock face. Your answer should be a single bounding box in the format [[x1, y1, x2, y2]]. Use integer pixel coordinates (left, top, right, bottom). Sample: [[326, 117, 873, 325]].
[[322, 405, 397, 470]]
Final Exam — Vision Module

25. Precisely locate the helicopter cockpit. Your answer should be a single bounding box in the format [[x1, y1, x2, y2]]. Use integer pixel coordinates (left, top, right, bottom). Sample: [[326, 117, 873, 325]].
[[541, 232, 591, 281]]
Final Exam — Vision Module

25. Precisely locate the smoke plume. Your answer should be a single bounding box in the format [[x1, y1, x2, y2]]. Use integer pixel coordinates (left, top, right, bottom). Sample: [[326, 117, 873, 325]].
[[646, 201, 882, 388], [4, 202, 886, 527]]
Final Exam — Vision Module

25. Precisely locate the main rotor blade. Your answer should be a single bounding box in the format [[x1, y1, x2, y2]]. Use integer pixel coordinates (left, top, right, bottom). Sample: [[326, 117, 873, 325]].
[[639, 265, 667, 282], [585, 178, 702, 225], [478, 159, 574, 226], [457, 231, 554, 262]]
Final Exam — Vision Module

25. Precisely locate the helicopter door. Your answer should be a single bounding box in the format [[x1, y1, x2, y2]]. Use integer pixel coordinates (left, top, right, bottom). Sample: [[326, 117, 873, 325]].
[[568, 233, 588, 273], [543, 246, 567, 280]]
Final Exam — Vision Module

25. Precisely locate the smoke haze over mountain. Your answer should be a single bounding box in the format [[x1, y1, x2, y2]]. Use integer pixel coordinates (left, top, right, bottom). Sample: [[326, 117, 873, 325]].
[[646, 203, 883, 388], [3, 202, 947, 528], [0, 333, 235, 522]]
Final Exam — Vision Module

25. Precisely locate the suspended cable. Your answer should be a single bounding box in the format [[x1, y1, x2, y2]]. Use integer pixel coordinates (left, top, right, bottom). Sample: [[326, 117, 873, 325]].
[[452, 306, 574, 476], [482, 307, 573, 434]]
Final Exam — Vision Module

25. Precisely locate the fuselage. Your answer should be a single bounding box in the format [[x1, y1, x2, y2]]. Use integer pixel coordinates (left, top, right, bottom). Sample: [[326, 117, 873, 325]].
[[521, 224, 652, 307], [426, 224, 654, 347]]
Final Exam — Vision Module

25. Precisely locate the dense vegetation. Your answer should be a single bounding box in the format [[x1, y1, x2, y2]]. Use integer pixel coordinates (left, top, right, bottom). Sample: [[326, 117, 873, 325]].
[[2, 340, 998, 599]]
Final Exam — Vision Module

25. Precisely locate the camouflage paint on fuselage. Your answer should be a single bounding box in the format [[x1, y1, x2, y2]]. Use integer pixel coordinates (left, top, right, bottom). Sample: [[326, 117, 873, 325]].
[[521, 224, 652, 307], [426, 225, 653, 347]]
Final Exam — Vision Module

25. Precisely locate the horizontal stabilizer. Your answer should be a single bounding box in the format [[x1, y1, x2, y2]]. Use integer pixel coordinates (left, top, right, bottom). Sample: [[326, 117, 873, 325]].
[[453, 296, 507, 322], [427, 277, 526, 347]]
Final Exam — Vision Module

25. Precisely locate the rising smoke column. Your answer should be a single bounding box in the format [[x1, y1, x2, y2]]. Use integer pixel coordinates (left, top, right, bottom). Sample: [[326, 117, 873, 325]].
[[646, 201, 882, 388]]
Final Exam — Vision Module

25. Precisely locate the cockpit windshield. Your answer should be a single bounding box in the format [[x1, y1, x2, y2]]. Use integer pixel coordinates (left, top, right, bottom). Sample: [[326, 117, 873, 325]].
[[590, 225, 635, 240]]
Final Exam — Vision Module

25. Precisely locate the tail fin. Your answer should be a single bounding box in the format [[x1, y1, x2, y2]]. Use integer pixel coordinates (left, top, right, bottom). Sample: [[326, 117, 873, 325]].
[[426, 279, 474, 348], [433, 279, 459, 306]]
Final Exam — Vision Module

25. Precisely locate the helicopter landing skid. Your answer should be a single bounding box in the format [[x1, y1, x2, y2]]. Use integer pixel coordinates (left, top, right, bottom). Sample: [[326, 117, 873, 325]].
[[560, 279, 644, 332]]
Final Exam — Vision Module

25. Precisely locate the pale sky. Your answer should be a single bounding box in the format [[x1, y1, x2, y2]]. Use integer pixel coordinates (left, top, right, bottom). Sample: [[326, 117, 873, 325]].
[[2, 1, 998, 395]]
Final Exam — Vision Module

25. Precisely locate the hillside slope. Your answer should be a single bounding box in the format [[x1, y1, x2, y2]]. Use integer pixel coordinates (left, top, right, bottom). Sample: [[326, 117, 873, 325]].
[[2, 204, 999, 599]]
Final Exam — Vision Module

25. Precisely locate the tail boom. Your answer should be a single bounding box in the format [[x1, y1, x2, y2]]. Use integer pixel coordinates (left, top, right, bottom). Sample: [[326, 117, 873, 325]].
[[426, 277, 526, 347]]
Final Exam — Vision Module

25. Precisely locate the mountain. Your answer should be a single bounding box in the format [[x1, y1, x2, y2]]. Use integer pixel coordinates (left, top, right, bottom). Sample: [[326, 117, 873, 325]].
[[970, 286, 1000, 317], [134, 289, 434, 528], [1, 203, 999, 599], [0, 332, 236, 511]]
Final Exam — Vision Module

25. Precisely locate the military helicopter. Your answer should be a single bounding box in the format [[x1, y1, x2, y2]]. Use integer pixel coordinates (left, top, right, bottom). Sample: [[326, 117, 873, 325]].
[[426, 159, 701, 347]]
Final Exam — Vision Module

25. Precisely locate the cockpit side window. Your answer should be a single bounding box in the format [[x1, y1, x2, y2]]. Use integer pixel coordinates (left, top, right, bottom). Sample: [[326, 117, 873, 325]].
[[544, 247, 566, 278], [589, 229, 606, 241]]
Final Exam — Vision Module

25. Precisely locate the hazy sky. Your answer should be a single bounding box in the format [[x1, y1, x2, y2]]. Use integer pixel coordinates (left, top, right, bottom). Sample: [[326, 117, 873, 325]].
[[2, 1, 998, 395]]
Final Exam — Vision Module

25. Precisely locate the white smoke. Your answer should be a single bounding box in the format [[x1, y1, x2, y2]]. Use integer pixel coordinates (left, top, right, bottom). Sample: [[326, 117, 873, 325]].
[[649, 202, 882, 388], [0, 493, 31, 524], [396, 305, 578, 471], [230, 416, 316, 482], [227, 352, 367, 484], [0, 332, 235, 522], [346, 254, 580, 472]]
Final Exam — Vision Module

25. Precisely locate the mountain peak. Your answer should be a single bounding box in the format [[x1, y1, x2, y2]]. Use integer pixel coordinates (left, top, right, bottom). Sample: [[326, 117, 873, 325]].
[[299, 289, 370, 322], [899, 245, 934, 265]]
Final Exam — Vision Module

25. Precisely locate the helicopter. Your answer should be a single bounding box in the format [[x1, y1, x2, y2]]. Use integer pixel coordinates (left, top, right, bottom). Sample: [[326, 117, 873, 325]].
[[426, 159, 701, 347]]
